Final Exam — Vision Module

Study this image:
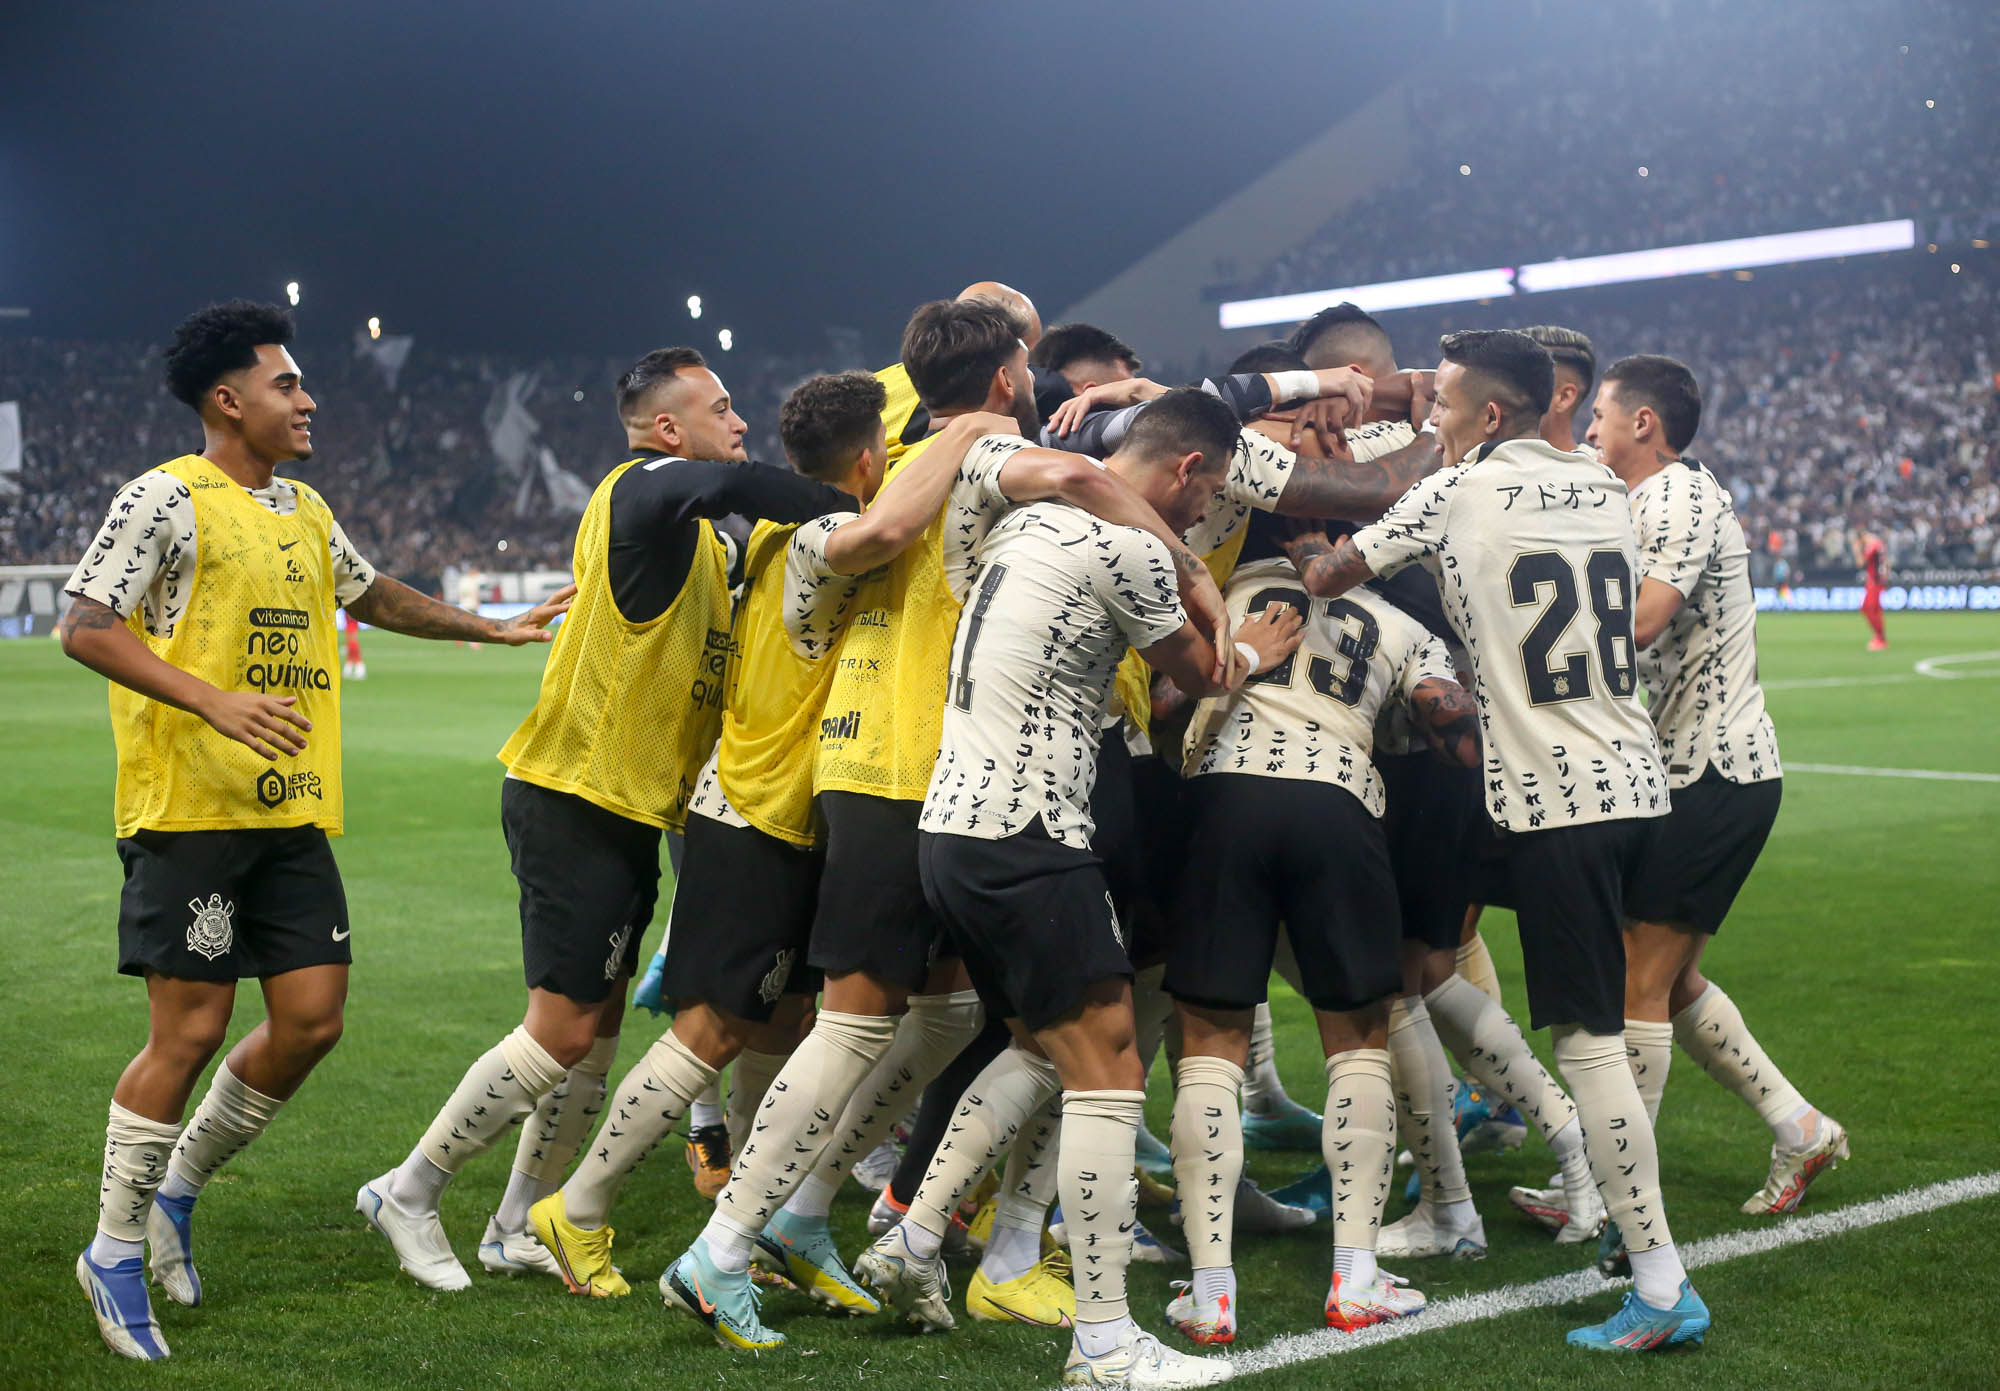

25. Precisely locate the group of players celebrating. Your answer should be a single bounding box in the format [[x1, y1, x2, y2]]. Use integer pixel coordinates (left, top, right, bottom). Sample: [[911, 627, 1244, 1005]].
[[62, 286, 1849, 1386]]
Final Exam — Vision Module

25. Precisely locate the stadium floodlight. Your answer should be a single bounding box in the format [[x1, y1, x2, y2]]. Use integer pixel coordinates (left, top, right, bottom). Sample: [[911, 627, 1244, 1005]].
[[718, 329, 733, 351], [1516, 220, 1917, 293], [687, 295, 703, 319], [1219, 267, 1516, 330], [285, 281, 301, 306], [367, 316, 382, 340]]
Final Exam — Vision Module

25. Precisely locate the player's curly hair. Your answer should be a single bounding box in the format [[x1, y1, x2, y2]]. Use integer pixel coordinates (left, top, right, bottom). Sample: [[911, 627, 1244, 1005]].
[[1439, 329, 1555, 420], [163, 300, 295, 411], [1603, 354, 1703, 453], [781, 371, 887, 479]]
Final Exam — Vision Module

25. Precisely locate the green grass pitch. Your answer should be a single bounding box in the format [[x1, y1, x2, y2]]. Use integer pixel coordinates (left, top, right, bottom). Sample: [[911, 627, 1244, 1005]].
[[4, 614, 1996, 1389]]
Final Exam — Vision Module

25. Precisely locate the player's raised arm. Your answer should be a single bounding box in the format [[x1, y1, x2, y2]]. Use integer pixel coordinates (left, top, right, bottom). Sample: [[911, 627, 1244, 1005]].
[[815, 412, 1018, 576]]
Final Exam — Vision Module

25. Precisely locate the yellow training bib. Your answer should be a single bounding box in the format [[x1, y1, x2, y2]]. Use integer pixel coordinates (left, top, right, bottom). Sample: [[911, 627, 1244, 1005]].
[[110, 455, 344, 837]]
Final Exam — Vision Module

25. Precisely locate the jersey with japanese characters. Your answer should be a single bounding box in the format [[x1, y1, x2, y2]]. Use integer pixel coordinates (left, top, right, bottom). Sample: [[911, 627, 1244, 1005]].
[[1629, 461, 1780, 788], [921, 503, 1186, 848], [1352, 437, 1667, 831], [1184, 557, 1454, 815]]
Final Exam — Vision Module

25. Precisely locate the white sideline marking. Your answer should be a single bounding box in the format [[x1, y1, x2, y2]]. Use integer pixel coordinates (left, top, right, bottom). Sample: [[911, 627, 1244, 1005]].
[[1763, 673, 1927, 690], [1915, 650, 2000, 679], [1040, 1173, 2000, 1386], [1786, 762, 2000, 784]]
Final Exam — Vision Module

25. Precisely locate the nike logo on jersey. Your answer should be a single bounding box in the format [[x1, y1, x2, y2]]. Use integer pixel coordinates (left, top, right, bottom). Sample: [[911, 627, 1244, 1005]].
[[278, 540, 300, 551], [332, 926, 350, 941]]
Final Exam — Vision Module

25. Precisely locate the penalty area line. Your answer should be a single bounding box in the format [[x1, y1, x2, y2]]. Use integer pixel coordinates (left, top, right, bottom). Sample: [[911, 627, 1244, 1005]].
[[1092, 1171, 2000, 1386]]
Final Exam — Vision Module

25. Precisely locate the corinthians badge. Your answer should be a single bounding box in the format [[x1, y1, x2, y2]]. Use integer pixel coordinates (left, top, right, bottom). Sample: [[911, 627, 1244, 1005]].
[[187, 894, 236, 961]]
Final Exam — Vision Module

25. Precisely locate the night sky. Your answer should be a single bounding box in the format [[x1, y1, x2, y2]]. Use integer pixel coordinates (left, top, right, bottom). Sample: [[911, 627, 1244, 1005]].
[[0, 1, 1463, 361]]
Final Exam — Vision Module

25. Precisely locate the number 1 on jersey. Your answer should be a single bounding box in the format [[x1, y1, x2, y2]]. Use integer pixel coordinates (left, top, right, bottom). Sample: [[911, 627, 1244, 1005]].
[[951, 562, 1009, 712]]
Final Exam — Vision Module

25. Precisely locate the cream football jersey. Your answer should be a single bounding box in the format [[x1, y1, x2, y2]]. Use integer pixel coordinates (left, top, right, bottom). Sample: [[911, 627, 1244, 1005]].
[[1352, 436, 1667, 831], [921, 503, 1186, 848], [1184, 557, 1455, 815], [1629, 460, 1780, 787]]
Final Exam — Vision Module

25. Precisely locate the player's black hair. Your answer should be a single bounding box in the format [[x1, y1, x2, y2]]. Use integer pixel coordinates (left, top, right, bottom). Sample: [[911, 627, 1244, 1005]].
[[1228, 340, 1310, 376], [1438, 329, 1555, 419], [780, 371, 888, 479], [1030, 322, 1143, 376], [163, 300, 296, 411], [1122, 385, 1241, 471], [901, 298, 1022, 411], [616, 346, 709, 420], [1522, 324, 1597, 396], [1602, 354, 1703, 453], [1289, 301, 1392, 369]]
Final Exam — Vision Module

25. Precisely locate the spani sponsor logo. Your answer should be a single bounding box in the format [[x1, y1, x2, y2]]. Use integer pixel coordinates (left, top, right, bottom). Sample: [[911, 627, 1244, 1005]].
[[819, 709, 862, 742]]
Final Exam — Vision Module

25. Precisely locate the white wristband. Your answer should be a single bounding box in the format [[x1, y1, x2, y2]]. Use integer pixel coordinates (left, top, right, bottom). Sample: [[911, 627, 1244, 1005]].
[[1234, 641, 1263, 673], [1271, 370, 1320, 404]]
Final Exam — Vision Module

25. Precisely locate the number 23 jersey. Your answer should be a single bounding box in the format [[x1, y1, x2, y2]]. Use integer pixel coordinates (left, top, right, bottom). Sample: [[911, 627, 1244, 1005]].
[[1352, 437, 1667, 832], [1184, 558, 1455, 816]]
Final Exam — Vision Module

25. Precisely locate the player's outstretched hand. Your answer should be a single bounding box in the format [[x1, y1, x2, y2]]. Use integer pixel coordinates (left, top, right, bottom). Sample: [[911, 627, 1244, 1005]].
[[1233, 602, 1305, 683], [1045, 377, 1167, 438], [497, 584, 578, 644], [200, 690, 310, 760], [1284, 400, 1358, 457]]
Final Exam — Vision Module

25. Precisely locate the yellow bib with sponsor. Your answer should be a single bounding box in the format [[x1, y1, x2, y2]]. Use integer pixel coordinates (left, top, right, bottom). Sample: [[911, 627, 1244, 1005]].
[[812, 434, 960, 801], [110, 455, 343, 837], [499, 458, 731, 831], [715, 520, 839, 846]]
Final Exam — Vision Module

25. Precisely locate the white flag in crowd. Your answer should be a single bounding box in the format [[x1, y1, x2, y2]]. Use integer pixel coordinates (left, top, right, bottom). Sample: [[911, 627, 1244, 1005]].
[[483, 372, 542, 478], [354, 330, 415, 389], [0, 401, 21, 497]]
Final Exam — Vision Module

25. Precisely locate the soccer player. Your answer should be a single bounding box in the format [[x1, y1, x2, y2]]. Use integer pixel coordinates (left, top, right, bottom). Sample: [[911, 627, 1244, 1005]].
[[658, 299, 1224, 1353], [60, 301, 572, 1360], [527, 378, 1013, 1303], [1588, 354, 1845, 1219], [910, 386, 1278, 1388], [1031, 322, 1145, 396], [357, 346, 851, 1294], [1161, 515, 1483, 1344], [1856, 529, 1888, 649], [1524, 325, 1597, 454], [1284, 330, 1710, 1353]]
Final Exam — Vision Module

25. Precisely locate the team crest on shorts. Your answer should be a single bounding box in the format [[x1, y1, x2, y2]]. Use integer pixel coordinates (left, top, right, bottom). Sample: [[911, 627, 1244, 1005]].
[[1105, 891, 1127, 950], [604, 922, 635, 982], [758, 949, 797, 1006], [186, 894, 236, 962]]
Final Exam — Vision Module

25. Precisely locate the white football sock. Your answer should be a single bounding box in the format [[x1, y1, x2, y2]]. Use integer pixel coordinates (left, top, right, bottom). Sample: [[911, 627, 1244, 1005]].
[[1326, 1049, 1394, 1293], [1624, 1018, 1674, 1128], [95, 1101, 182, 1253], [1060, 1089, 1144, 1326], [163, 1062, 283, 1198], [1455, 931, 1504, 1004], [496, 1033, 614, 1232], [803, 990, 983, 1193], [1192, 1263, 1236, 1306], [1243, 1002, 1290, 1115], [702, 1009, 898, 1269], [980, 1092, 1062, 1285], [1672, 983, 1812, 1147], [689, 1083, 724, 1132], [726, 1048, 788, 1156], [1387, 998, 1472, 1206], [1170, 1054, 1244, 1273], [1553, 1026, 1685, 1307], [904, 1044, 1061, 1244], [391, 1026, 565, 1215], [561, 1030, 717, 1229], [1426, 973, 1579, 1147]]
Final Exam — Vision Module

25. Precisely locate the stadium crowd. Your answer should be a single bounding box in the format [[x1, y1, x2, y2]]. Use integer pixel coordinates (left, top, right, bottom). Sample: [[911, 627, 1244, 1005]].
[[1226, 0, 2000, 300]]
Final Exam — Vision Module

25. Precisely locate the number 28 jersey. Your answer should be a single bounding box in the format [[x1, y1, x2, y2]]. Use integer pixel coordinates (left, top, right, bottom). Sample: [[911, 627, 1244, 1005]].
[[1184, 557, 1455, 816], [1352, 437, 1667, 832]]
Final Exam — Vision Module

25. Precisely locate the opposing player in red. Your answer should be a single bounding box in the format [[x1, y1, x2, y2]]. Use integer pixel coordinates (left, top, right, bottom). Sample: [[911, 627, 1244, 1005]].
[[1855, 530, 1888, 650]]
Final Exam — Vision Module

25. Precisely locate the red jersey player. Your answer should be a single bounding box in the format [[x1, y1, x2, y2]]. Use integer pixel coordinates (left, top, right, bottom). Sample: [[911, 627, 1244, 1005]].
[[1855, 530, 1887, 651]]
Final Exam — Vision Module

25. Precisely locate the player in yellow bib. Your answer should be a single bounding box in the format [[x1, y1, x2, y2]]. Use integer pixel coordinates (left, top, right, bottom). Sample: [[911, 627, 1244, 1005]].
[[60, 301, 569, 1361], [356, 346, 855, 1297]]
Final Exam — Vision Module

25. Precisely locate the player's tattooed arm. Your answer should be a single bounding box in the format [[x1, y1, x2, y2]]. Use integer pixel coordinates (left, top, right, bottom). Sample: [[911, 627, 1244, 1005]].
[[345, 575, 576, 645], [1274, 435, 1441, 523], [1410, 675, 1481, 769], [1278, 525, 1374, 600], [58, 595, 311, 760]]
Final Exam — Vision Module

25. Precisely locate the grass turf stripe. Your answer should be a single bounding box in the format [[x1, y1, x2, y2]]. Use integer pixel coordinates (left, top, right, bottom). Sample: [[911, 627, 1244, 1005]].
[[1786, 762, 2000, 784]]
